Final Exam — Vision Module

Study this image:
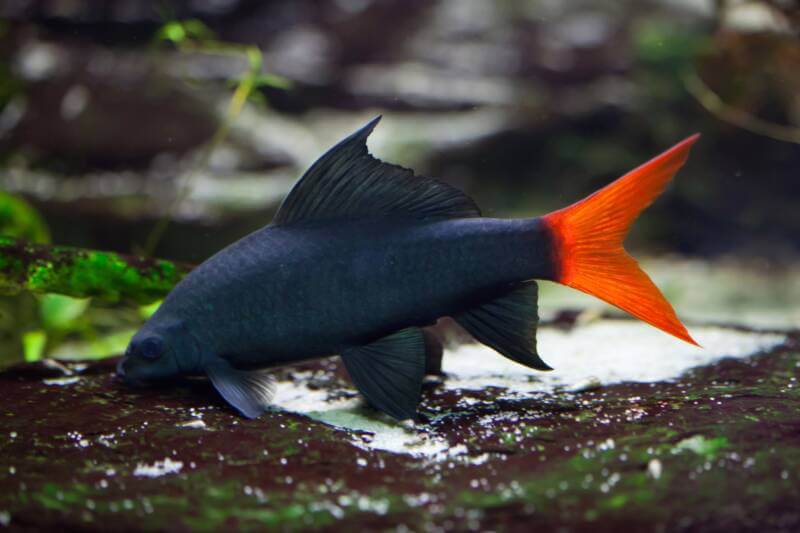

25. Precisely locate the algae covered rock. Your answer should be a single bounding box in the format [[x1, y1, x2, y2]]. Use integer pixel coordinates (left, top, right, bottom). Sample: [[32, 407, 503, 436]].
[[0, 320, 798, 531]]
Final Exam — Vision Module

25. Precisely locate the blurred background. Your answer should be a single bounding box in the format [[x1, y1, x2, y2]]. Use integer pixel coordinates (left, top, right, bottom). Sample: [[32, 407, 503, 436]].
[[1, 0, 798, 367]]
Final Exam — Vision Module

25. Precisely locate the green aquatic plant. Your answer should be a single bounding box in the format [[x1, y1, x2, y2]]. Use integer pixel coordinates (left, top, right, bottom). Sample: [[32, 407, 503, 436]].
[[143, 18, 291, 255], [0, 192, 51, 245]]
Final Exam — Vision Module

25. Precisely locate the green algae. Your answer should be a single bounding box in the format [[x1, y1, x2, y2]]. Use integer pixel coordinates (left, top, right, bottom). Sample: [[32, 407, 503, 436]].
[[673, 435, 729, 458], [0, 237, 190, 304], [23, 476, 395, 530], [28, 482, 94, 513], [448, 437, 799, 527]]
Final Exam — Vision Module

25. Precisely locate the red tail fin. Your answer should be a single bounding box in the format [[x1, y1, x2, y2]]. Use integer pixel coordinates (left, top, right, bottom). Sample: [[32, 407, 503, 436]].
[[543, 135, 700, 346]]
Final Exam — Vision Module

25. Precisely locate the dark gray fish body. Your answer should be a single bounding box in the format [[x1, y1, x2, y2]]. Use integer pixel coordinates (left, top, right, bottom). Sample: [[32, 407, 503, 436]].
[[118, 116, 699, 420], [161, 216, 553, 369]]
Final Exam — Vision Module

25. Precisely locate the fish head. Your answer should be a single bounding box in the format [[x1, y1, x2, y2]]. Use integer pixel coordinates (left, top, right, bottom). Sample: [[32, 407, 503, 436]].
[[117, 318, 199, 385]]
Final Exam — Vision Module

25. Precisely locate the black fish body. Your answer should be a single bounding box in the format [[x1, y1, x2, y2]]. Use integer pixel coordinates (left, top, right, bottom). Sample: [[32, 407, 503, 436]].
[[118, 117, 699, 420], [163, 217, 553, 368]]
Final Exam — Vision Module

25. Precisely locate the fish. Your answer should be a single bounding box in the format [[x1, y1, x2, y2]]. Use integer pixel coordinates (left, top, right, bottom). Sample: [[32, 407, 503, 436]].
[[117, 117, 700, 420]]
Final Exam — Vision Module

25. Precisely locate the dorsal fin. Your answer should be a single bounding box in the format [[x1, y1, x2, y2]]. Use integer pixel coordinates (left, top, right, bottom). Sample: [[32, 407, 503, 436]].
[[272, 116, 481, 226]]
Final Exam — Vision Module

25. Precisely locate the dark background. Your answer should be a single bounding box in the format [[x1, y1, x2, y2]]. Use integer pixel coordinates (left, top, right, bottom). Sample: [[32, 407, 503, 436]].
[[2, 0, 798, 262]]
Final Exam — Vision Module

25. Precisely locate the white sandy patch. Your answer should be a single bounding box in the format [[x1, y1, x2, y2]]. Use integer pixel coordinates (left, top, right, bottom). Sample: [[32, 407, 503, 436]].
[[270, 321, 785, 457], [133, 458, 183, 478], [176, 419, 207, 429], [443, 322, 785, 393], [43, 376, 81, 386], [272, 383, 451, 456]]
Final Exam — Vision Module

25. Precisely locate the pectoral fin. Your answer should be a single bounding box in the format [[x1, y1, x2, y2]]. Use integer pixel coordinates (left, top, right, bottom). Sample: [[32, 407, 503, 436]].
[[206, 361, 276, 419], [455, 281, 552, 371], [341, 328, 425, 420]]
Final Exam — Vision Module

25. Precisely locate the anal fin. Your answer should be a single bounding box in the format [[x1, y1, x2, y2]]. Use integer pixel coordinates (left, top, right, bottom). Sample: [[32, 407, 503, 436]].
[[206, 360, 276, 419], [342, 328, 425, 421], [455, 281, 552, 371]]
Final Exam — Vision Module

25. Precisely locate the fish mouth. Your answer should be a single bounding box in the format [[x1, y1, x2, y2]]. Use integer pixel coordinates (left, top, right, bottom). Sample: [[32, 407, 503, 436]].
[[115, 357, 148, 387]]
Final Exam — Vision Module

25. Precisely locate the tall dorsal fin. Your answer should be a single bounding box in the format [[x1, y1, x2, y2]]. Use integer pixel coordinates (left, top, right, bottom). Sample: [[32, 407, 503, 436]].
[[272, 116, 481, 226]]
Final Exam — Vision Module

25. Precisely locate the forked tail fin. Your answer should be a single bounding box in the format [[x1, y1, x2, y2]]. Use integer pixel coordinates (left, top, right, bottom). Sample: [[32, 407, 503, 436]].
[[542, 135, 700, 346]]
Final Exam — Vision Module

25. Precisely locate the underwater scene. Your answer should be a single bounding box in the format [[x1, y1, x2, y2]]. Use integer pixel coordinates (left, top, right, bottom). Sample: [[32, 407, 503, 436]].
[[1, 1, 799, 531]]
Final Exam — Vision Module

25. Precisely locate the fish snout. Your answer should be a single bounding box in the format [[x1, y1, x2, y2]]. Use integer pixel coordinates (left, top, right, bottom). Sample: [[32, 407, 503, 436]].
[[116, 358, 140, 386], [116, 357, 146, 387]]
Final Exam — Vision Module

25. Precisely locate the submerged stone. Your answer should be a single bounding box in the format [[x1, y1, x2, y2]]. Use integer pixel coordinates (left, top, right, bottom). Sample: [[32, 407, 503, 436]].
[[0, 319, 798, 530]]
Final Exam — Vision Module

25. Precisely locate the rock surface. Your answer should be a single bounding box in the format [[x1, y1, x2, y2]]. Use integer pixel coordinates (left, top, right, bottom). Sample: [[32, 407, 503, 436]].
[[1, 319, 798, 531]]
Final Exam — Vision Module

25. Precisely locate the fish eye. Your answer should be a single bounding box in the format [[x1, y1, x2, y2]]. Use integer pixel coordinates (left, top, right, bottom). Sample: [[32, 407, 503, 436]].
[[140, 337, 164, 360]]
